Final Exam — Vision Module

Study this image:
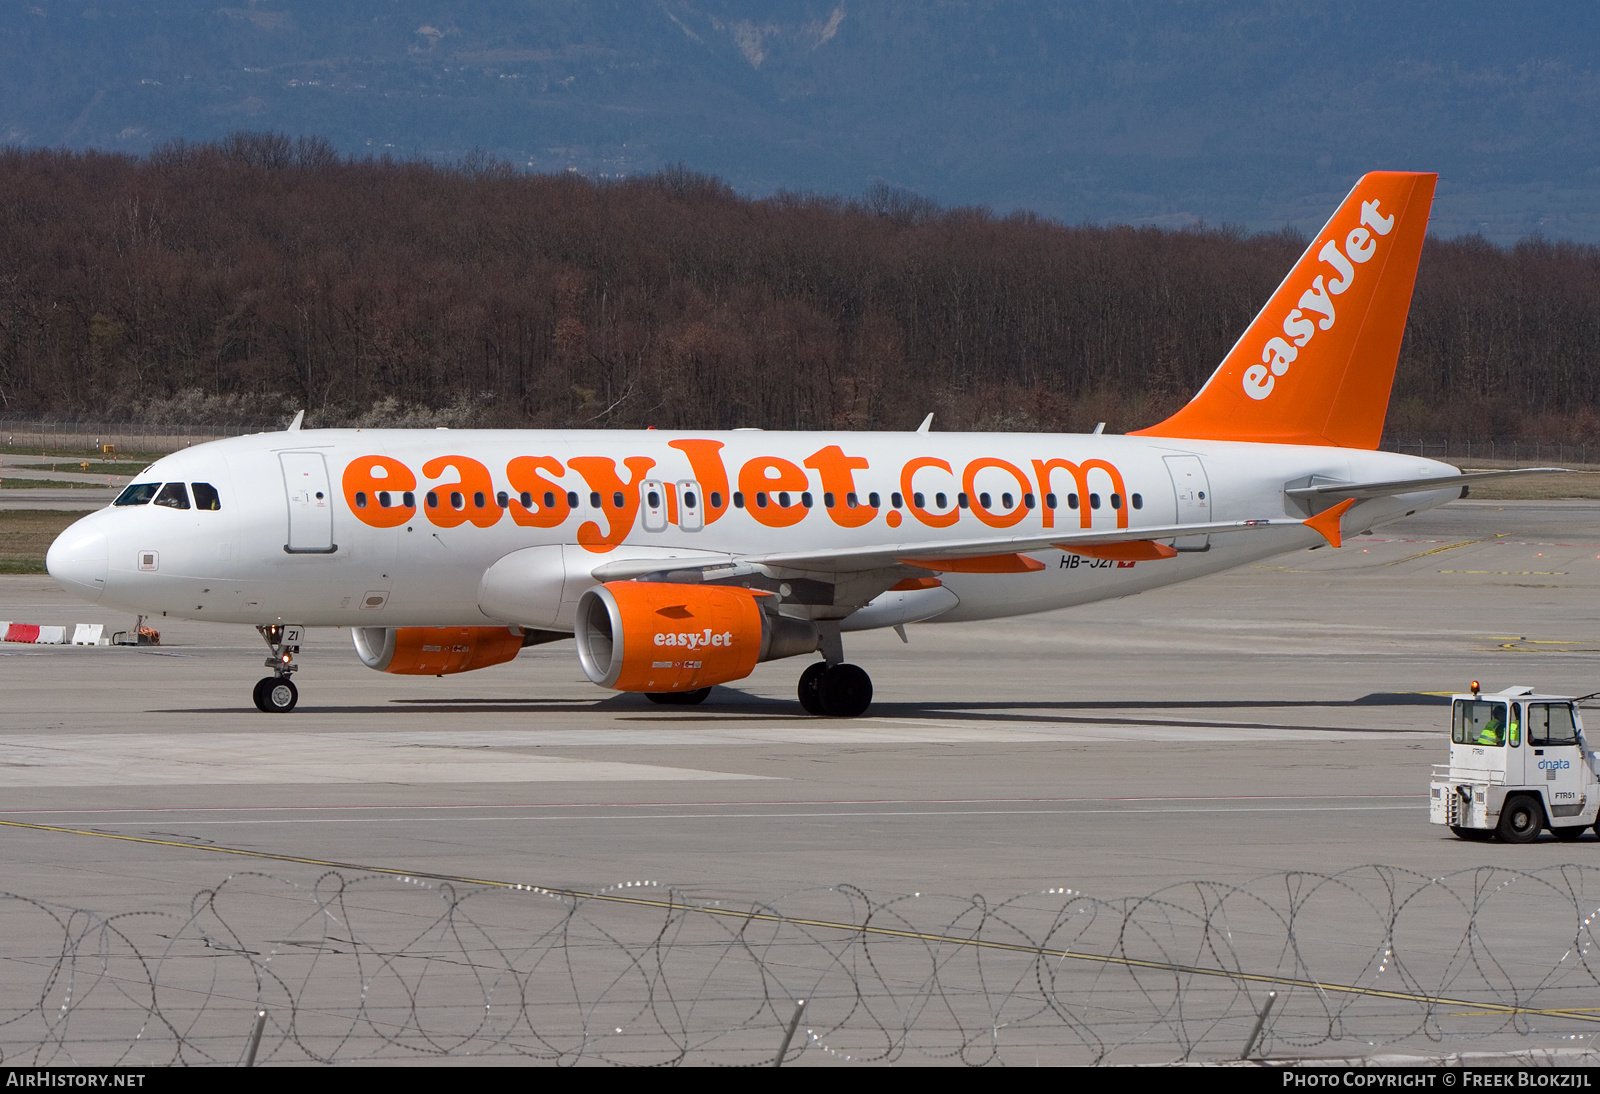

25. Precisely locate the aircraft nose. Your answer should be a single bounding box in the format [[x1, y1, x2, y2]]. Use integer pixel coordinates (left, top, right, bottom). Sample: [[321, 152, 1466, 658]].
[[46, 521, 109, 603]]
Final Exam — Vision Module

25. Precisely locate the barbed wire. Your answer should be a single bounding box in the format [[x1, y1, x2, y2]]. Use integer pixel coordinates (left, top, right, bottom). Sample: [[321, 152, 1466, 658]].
[[0, 864, 1597, 1066]]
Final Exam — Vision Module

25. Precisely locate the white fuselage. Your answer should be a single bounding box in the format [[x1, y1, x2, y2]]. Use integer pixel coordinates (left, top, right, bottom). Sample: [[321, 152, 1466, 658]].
[[46, 428, 1461, 632]]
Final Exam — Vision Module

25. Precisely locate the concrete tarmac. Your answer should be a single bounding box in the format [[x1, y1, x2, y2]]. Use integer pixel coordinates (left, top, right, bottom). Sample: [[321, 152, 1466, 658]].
[[2, 499, 1598, 1064]]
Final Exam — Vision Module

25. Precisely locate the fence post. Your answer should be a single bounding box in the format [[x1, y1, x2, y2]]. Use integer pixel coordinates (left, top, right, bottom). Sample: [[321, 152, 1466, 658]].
[[774, 998, 807, 1067], [243, 1008, 267, 1066], [1240, 991, 1277, 1060]]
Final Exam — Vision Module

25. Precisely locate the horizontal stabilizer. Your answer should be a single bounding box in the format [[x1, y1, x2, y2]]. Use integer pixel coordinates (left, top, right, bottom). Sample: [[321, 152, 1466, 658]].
[[1286, 467, 1571, 502]]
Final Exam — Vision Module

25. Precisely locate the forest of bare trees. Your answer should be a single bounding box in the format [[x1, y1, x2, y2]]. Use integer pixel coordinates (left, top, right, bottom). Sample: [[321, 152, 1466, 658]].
[[1, 134, 1597, 442]]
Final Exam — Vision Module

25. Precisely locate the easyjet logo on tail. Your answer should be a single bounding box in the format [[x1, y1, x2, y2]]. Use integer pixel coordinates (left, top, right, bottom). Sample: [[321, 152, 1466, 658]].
[[1245, 199, 1394, 401], [1130, 171, 1436, 450]]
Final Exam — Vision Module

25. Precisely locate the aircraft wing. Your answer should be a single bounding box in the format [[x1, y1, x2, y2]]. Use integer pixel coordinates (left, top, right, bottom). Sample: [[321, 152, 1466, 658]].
[[590, 516, 1307, 581], [746, 517, 1299, 573], [1284, 467, 1571, 501]]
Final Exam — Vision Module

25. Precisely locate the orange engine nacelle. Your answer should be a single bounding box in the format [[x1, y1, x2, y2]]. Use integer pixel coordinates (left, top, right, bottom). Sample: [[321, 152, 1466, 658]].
[[575, 582, 814, 693], [352, 626, 526, 675]]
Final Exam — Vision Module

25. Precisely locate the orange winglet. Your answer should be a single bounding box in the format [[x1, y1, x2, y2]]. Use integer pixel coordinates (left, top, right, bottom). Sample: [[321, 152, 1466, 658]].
[[899, 553, 1046, 574], [1303, 497, 1358, 547], [890, 577, 944, 591], [1066, 541, 1179, 562]]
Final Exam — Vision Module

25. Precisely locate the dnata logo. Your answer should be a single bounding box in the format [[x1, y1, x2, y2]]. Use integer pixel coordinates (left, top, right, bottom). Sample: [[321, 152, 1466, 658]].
[[654, 628, 735, 650], [1242, 199, 1396, 401], [1538, 758, 1572, 771]]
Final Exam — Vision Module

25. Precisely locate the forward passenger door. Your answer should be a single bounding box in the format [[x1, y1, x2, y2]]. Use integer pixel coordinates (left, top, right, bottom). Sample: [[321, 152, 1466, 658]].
[[280, 452, 336, 553]]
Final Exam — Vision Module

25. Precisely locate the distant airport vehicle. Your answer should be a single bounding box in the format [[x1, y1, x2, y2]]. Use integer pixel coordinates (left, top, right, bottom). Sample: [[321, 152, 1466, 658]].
[[43, 172, 1560, 715], [1431, 684, 1599, 842]]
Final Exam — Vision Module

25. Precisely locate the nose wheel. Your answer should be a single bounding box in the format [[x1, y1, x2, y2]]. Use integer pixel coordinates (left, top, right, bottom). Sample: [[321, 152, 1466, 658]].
[[798, 660, 873, 717], [253, 676, 299, 713], [254, 624, 303, 714]]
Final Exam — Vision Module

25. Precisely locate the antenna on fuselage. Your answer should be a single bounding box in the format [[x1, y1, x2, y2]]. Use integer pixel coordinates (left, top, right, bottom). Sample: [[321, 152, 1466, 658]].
[[916, 413, 933, 434], [286, 410, 304, 432]]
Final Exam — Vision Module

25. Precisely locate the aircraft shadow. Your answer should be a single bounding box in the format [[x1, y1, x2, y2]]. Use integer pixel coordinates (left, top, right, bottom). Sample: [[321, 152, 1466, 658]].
[[158, 691, 1437, 734]]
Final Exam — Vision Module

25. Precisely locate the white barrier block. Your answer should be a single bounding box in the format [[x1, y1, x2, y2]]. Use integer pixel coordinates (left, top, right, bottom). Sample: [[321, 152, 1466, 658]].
[[37, 626, 66, 645], [71, 624, 106, 646]]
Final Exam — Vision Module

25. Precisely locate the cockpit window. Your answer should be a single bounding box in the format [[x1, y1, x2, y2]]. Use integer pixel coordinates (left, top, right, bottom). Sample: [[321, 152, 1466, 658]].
[[114, 482, 161, 506], [153, 482, 191, 510], [191, 483, 222, 510]]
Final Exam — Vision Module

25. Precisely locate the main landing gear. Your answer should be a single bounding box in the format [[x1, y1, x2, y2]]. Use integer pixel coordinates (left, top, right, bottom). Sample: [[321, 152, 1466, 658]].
[[254, 624, 302, 713], [797, 627, 873, 718]]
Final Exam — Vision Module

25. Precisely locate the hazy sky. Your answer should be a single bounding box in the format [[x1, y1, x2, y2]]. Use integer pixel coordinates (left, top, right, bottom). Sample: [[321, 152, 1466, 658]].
[[5, 2, 1598, 243]]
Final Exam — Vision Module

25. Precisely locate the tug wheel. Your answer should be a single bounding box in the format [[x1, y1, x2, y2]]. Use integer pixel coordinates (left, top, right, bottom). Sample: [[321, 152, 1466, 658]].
[[1496, 795, 1544, 843]]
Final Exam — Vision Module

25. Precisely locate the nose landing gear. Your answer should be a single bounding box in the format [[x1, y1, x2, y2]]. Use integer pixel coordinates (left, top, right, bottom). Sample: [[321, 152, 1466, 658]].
[[797, 625, 873, 717], [254, 624, 302, 713]]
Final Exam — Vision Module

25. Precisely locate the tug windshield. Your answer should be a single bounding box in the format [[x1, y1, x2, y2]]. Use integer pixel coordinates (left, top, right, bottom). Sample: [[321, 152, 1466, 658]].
[[1454, 700, 1510, 746]]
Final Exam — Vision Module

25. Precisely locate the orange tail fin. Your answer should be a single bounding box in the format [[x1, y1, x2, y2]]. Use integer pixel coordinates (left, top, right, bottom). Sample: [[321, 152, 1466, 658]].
[[1131, 171, 1436, 449]]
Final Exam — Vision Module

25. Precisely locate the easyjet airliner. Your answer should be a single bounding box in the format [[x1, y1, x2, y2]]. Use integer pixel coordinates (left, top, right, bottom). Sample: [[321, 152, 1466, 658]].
[[43, 172, 1547, 716]]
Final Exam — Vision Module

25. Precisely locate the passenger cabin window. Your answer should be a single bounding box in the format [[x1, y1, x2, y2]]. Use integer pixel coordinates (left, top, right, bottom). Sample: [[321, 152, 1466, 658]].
[[191, 483, 222, 510], [1529, 703, 1579, 747], [1131, 493, 1144, 510], [115, 482, 161, 506], [154, 482, 190, 510], [1453, 699, 1511, 746]]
